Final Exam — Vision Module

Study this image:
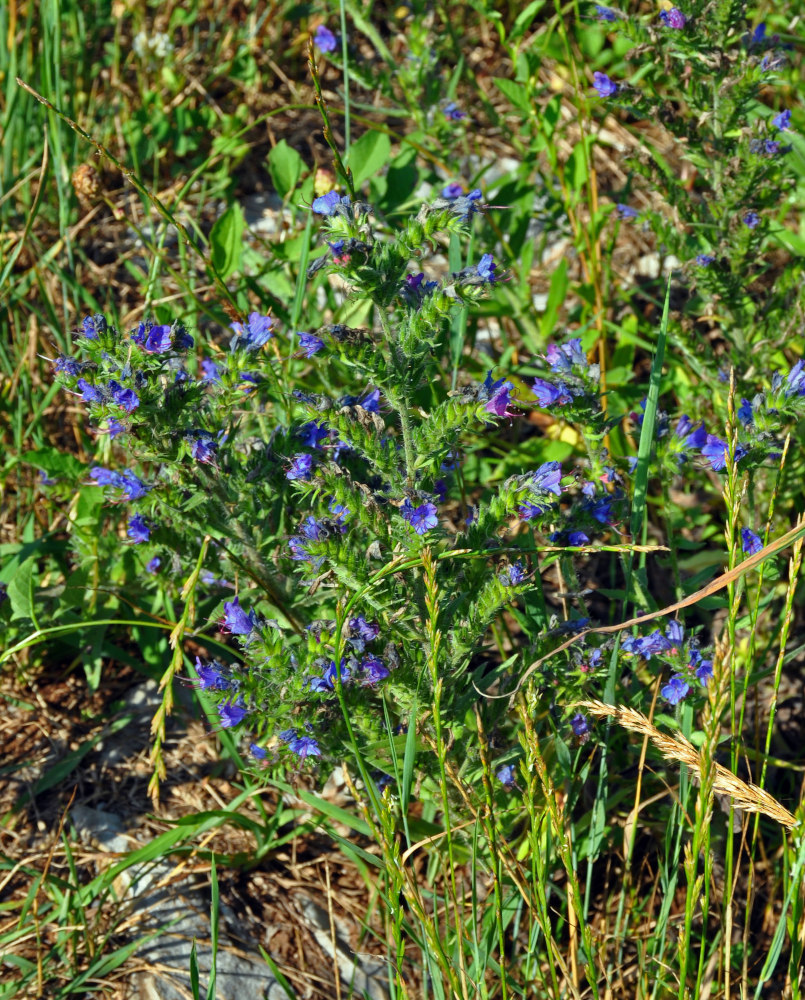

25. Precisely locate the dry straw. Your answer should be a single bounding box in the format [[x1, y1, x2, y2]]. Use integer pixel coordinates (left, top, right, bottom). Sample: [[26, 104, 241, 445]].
[[578, 699, 798, 830]]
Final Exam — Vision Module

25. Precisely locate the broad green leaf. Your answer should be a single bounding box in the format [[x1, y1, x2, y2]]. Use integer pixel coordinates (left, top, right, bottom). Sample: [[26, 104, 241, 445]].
[[267, 139, 304, 198], [7, 558, 35, 621], [347, 129, 391, 190], [209, 203, 245, 280], [493, 77, 532, 114]]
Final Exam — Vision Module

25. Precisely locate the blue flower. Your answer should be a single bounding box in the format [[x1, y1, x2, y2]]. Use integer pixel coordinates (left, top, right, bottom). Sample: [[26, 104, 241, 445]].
[[401, 499, 439, 535], [695, 254, 715, 266], [741, 528, 763, 555], [362, 657, 389, 685], [201, 358, 222, 382], [298, 332, 325, 357], [313, 24, 337, 52], [328, 498, 351, 523], [54, 355, 82, 376], [143, 324, 172, 353], [593, 72, 617, 97], [287, 453, 314, 481], [350, 615, 380, 641], [108, 380, 139, 413], [127, 514, 151, 543], [595, 5, 617, 21], [567, 531, 590, 545], [312, 191, 346, 215], [81, 314, 107, 339], [659, 7, 686, 28], [288, 735, 321, 760], [771, 109, 791, 131], [443, 101, 466, 120], [475, 253, 497, 284], [665, 620, 684, 646], [693, 657, 713, 685], [737, 398, 753, 426], [218, 697, 247, 728], [743, 211, 760, 229], [446, 188, 484, 223], [546, 338, 587, 373], [297, 421, 329, 449], [230, 312, 273, 351], [496, 764, 516, 787], [220, 596, 257, 635], [785, 360, 805, 396], [621, 630, 672, 658], [671, 415, 707, 452], [617, 203, 639, 220], [661, 675, 690, 705], [309, 660, 351, 692], [570, 713, 590, 736], [533, 460, 563, 496], [250, 743, 269, 760], [195, 657, 229, 690], [76, 378, 104, 405], [700, 435, 746, 471], [187, 431, 219, 464], [532, 378, 572, 407], [441, 182, 464, 198], [146, 556, 161, 573]]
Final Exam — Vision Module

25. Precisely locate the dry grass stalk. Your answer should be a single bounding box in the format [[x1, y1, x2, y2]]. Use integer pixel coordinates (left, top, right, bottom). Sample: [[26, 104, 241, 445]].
[[577, 699, 798, 830]]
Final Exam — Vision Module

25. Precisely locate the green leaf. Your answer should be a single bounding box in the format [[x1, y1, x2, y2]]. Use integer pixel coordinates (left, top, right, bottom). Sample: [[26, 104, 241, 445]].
[[347, 129, 391, 190], [209, 203, 245, 280], [267, 139, 304, 198], [493, 77, 532, 114], [7, 559, 35, 621], [21, 448, 84, 479], [540, 257, 569, 340]]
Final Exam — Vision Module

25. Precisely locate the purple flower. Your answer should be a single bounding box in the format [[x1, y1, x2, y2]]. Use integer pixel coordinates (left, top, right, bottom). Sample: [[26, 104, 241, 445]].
[[567, 531, 591, 545], [771, 109, 791, 131], [90, 466, 120, 487], [81, 314, 106, 339], [621, 630, 672, 658], [486, 381, 517, 418], [570, 713, 590, 736], [695, 254, 715, 267], [312, 191, 347, 215], [201, 358, 222, 382], [359, 388, 381, 412], [351, 615, 380, 641], [532, 378, 572, 407], [288, 735, 321, 760], [187, 431, 219, 464], [220, 596, 257, 635], [617, 203, 639, 220], [127, 514, 151, 543], [785, 360, 805, 396], [309, 660, 351, 692], [287, 453, 314, 481], [502, 562, 527, 586], [593, 72, 617, 97], [146, 556, 161, 573], [77, 378, 104, 404], [443, 102, 466, 121], [694, 658, 714, 685], [299, 516, 324, 541], [250, 743, 269, 760], [448, 188, 483, 223], [401, 500, 439, 535], [665, 620, 684, 646], [546, 338, 586, 373], [117, 471, 150, 501], [595, 5, 617, 21], [143, 324, 172, 354], [741, 528, 763, 555], [362, 657, 390, 685], [230, 312, 273, 351], [496, 764, 516, 788], [659, 7, 686, 29], [661, 675, 690, 705], [672, 415, 707, 451], [297, 421, 329, 449], [442, 183, 464, 198], [54, 355, 82, 376], [743, 211, 760, 229], [313, 24, 337, 52], [108, 380, 139, 413], [475, 253, 497, 283], [288, 537, 310, 561], [105, 418, 124, 438], [737, 398, 753, 426], [328, 498, 350, 523], [298, 332, 325, 357], [701, 435, 748, 471], [519, 502, 550, 521], [195, 657, 229, 690], [218, 697, 247, 728], [533, 460, 563, 496]]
